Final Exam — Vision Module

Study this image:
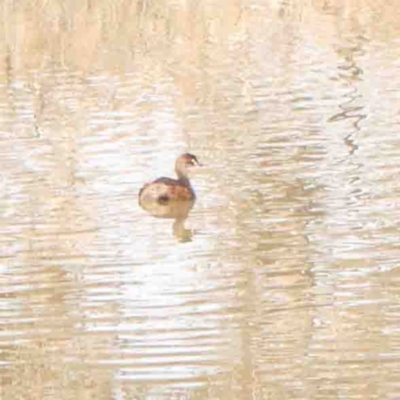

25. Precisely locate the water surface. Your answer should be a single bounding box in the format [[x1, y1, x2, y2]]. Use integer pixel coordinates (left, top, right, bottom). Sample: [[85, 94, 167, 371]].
[[2, 1, 400, 399]]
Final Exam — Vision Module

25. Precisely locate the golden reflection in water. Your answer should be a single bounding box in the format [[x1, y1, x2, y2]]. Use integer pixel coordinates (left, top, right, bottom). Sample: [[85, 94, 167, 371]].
[[139, 199, 195, 242], [2, 1, 400, 400]]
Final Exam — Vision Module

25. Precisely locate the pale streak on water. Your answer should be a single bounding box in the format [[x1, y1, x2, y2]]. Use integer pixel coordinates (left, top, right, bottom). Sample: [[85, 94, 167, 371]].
[[2, 1, 400, 399]]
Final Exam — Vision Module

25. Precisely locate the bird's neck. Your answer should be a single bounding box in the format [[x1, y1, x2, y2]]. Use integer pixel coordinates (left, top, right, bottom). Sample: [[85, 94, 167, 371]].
[[176, 169, 190, 186]]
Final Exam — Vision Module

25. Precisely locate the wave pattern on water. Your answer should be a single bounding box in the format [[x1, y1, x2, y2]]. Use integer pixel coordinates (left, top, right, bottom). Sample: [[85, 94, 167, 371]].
[[2, 2, 400, 399]]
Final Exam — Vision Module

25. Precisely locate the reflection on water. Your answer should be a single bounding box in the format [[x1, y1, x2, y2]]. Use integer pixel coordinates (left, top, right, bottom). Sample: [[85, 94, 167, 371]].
[[2, 1, 400, 399], [140, 199, 195, 242], [329, 35, 367, 154]]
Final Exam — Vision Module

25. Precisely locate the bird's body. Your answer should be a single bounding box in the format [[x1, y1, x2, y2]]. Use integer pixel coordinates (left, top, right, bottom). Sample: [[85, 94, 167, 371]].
[[139, 153, 200, 205]]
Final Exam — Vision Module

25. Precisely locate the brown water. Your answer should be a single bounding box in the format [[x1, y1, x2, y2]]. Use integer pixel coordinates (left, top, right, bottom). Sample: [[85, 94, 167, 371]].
[[2, 1, 400, 399]]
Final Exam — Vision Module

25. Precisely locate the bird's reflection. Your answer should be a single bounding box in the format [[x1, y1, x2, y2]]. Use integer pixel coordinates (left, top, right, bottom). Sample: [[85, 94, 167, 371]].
[[139, 199, 195, 242]]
